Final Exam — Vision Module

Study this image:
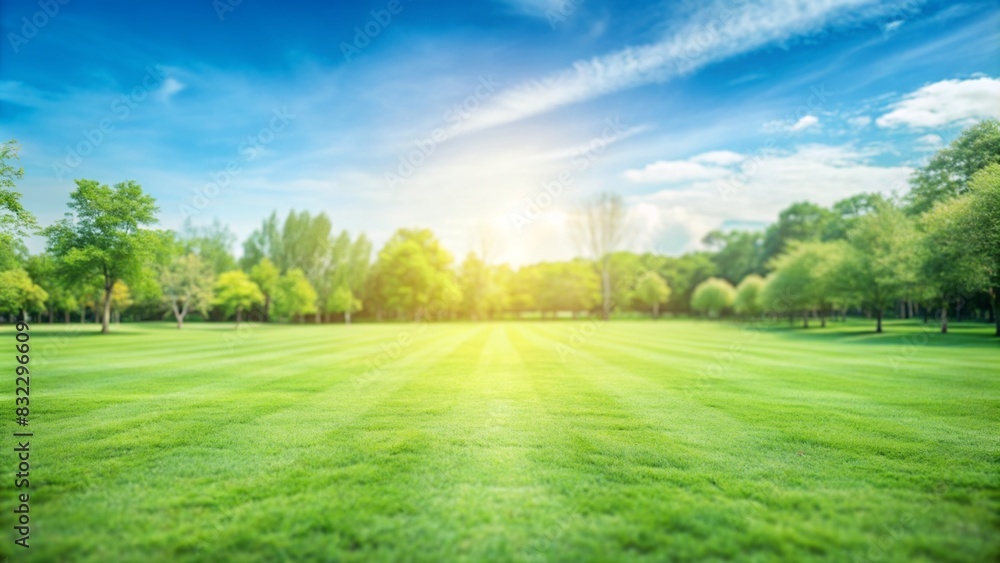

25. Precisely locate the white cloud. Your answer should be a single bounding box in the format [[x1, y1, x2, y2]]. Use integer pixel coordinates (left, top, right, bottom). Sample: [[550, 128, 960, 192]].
[[763, 114, 820, 133], [157, 77, 185, 101], [848, 116, 872, 128], [624, 160, 730, 184], [876, 76, 1000, 128], [916, 133, 943, 149], [454, 0, 892, 135], [690, 150, 745, 165], [628, 143, 913, 251], [880, 19, 904, 34]]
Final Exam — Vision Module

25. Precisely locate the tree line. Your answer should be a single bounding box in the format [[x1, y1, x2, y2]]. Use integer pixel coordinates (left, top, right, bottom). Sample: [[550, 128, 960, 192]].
[[0, 120, 997, 335]]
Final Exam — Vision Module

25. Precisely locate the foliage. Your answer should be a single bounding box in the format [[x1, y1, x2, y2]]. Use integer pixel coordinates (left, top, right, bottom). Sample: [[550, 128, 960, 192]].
[[0, 268, 47, 317], [160, 253, 215, 328], [273, 268, 318, 320], [690, 277, 735, 318], [371, 228, 458, 319], [906, 119, 1000, 214], [632, 271, 670, 317], [250, 257, 281, 321], [703, 230, 764, 284], [842, 201, 918, 332], [214, 270, 264, 324], [0, 140, 38, 242], [43, 179, 160, 333], [733, 274, 766, 317]]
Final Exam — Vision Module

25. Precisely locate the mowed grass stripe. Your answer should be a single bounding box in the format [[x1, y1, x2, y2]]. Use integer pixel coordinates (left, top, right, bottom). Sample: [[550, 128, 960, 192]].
[[29, 325, 493, 561], [512, 323, 997, 560], [0, 321, 995, 562]]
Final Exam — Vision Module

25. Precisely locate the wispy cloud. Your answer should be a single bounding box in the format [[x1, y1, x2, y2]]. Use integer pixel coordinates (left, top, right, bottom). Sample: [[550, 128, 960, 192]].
[[453, 0, 900, 136]]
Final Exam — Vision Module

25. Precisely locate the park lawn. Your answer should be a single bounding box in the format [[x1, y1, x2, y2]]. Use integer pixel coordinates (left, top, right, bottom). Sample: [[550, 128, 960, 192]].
[[1, 319, 998, 562]]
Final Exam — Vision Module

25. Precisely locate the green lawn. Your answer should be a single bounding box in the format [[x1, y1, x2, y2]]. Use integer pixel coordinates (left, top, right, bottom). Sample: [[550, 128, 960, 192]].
[[3, 319, 998, 562]]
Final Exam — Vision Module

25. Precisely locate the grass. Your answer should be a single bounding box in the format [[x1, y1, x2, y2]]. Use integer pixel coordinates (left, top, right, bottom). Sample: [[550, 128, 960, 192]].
[[2, 318, 998, 562]]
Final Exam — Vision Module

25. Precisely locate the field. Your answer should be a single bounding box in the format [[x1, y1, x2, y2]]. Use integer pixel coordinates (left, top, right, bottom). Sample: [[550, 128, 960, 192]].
[[2, 319, 998, 562]]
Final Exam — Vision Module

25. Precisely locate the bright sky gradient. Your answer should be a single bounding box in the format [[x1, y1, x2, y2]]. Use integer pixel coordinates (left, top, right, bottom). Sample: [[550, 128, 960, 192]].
[[2, 0, 999, 265]]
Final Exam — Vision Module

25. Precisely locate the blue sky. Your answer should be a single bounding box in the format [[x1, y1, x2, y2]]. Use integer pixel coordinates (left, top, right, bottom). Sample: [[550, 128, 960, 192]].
[[2, 0, 999, 264]]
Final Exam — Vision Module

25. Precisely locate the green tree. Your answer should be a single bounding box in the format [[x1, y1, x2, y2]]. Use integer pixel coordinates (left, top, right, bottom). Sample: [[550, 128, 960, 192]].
[[823, 193, 887, 241], [842, 201, 918, 332], [632, 271, 670, 318], [328, 284, 362, 324], [321, 231, 372, 323], [963, 163, 1000, 335], [160, 253, 215, 329], [459, 253, 508, 320], [919, 197, 987, 333], [761, 201, 834, 265], [906, 119, 1000, 215], [372, 228, 457, 320], [733, 274, 766, 318], [0, 140, 38, 244], [703, 230, 764, 284], [273, 268, 318, 322], [507, 266, 538, 317], [249, 258, 281, 322], [765, 241, 845, 328], [181, 218, 237, 275], [658, 252, 716, 314], [214, 270, 264, 326], [691, 277, 735, 318], [241, 211, 281, 270], [0, 269, 47, 321], [44, 180, 160, 333]]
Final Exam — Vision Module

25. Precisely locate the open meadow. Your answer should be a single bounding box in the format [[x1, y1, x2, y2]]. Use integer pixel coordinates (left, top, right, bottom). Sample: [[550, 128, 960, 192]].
[[3, 319, 998, 562]]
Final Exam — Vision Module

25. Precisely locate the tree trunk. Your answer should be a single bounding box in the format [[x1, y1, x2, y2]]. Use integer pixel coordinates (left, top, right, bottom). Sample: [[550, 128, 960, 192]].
[[316, 311, 321, 323], [236, 307, 242, 328], [876, 309, 883, 333], [652, 302, 659, 318], [345, 310, 352, 325], [820, 310, 826, 328], [48, 308, 53, 324], [941, 302, 948, 334], [802, 311, 808, 329], [955, 300, 963, 322], [80, 307, 86, 324], [263, 296, 270, 322], [64, 310, 70, 324], [101, 284, 113, 334]]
